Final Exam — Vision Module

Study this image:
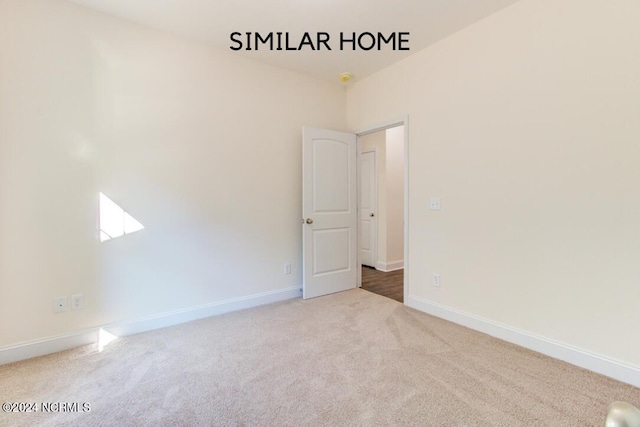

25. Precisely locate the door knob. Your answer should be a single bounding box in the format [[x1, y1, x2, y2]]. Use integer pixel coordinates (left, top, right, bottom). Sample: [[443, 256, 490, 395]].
[[306, 218, 313, 224], [369, 213, 375, 217]]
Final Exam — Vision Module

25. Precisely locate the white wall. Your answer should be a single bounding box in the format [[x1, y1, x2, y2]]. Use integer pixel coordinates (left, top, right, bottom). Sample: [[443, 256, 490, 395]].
[[0, 0, 346, 348], [347, 0, 640, 370]]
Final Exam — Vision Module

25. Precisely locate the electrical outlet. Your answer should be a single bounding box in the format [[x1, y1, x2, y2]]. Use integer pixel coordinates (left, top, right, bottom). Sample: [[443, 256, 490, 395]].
[[71, 294, 84, 310], [284, 263, 292, 275], [429, 197, 441, 210], [432, 274, 441, 288], [54, 296, 68, 313]]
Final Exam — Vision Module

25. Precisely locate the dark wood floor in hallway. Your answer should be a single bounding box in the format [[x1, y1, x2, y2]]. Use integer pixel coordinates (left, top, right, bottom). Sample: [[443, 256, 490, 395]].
[[361, 266, 403, 303]]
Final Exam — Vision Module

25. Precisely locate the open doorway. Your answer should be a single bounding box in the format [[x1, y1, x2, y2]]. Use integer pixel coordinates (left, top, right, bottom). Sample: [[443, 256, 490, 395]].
[[358, 124, 406, 303]]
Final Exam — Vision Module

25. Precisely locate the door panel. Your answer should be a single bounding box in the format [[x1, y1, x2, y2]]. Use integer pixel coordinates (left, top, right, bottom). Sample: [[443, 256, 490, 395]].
[[313, 228, 351, 275], [359, 150, 377, 268], [303, 127, 357, 299], [313, 140, 350, 212]]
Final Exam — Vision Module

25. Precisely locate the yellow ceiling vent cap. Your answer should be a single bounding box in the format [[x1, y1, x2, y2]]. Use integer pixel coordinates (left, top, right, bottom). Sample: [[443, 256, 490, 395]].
[[339, 72, 353, 83]]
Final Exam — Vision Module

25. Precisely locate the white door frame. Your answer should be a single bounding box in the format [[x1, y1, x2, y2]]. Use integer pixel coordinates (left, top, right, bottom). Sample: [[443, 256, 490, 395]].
[[355, 116, 409, 303]]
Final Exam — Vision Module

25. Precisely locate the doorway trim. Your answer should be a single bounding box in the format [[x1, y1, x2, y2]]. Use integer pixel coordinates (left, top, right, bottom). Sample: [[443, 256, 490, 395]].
[[355, 115, 409, 304]]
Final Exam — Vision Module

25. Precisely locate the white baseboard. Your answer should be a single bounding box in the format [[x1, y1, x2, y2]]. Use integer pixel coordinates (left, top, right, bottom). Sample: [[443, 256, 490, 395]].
[[376, 260, 404, 272], [0, 286, 302, 366], [104, 286, 302, 337], [406, 295, 640, 388], [0, 329, 99, 367]]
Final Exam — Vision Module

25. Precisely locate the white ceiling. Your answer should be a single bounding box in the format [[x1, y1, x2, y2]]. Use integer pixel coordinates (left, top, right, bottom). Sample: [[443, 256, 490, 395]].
[[67, 0, 522, 84]]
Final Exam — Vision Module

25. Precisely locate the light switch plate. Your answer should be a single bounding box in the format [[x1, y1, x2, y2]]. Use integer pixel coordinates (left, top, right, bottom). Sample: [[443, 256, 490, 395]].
[[433, 274, 441, 287]]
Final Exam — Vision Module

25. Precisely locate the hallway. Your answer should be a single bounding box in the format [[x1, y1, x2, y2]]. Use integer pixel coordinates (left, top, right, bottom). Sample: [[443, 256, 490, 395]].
[[361, 266, 403, 303]]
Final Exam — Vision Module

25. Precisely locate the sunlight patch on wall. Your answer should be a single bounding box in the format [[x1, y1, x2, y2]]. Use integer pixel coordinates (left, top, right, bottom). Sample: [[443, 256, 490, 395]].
[[99, 192, 144, 242]]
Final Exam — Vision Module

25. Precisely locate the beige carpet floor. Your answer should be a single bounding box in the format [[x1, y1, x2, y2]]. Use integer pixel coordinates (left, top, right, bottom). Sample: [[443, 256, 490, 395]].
[[1, 289, 639, 426]]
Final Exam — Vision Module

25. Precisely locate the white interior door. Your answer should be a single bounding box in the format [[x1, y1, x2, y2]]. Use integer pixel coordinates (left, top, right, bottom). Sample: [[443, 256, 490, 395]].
[[302, 126, 357, 299], [359, 150, 377, 268]]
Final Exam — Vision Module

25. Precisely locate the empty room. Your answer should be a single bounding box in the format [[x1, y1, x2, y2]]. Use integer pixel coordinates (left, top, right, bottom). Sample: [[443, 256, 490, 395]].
[[1, 0, 639, 425]]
